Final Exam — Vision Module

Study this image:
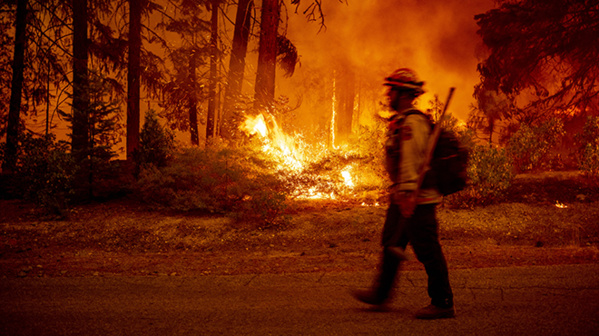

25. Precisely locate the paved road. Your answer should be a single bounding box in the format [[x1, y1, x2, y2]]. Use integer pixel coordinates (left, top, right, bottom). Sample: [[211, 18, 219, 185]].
[[1, 264, 598, 335]]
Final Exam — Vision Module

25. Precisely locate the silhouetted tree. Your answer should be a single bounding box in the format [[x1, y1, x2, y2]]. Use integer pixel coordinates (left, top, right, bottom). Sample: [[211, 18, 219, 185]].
[[221, 0, 253, 139], [126, 0, 142, 161], [254, 0, 280, 110], [469, 85, 512, 145], [157, 0, 211, 146], [72, 0, 90, 164], [476, 0, 599, 123], [2, 0, 28, 173], [206, 0, 220, 143]]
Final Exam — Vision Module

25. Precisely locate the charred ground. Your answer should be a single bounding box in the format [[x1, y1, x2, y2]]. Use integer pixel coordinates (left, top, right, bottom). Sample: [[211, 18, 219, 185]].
[[1, 171, 598, 278]]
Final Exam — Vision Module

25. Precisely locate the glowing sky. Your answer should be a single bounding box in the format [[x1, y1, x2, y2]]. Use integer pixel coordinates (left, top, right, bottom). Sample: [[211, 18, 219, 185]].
[[282, 0, 495, 122]]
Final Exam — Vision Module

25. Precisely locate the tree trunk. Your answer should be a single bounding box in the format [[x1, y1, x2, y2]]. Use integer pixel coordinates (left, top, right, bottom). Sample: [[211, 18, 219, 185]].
[[254, 0, 279, 110], [206, 0, 219, 144], [334, 65, 355, 144], [189, 53, 199, 146], [127, 0, 142, 161], [72, 0, 89, 163], [2, 0, 28, 173], [221, 0, 253, 138]]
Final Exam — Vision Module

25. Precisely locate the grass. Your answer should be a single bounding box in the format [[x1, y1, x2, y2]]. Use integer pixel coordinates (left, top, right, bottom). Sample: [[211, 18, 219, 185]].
[[1, 171, 598, 277]]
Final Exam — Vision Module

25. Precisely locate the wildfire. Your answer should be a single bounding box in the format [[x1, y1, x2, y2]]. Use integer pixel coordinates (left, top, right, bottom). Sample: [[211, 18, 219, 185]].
[[555, 201, 568, 209], [331, 75, 338, 149], [242, 114, 268, 137], [240, 112, 359, 200], [341, 166, 354, 187], [241, 113, 305, 171]]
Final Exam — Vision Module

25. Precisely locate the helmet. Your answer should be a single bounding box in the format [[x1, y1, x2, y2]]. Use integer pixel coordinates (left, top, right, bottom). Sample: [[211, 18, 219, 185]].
[[384, 68, 425, 96]]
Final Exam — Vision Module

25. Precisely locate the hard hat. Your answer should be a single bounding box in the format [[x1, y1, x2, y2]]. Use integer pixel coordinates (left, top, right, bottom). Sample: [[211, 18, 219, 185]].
[[384, 68, 425, 95]]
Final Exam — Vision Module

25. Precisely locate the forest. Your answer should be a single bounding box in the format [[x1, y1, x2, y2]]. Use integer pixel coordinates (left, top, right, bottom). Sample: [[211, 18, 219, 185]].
[[0, 0, 598, 223]]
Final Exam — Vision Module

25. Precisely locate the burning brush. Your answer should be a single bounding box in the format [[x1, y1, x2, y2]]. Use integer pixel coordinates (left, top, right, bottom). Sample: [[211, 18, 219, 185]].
[[239, 112, 384, 203]]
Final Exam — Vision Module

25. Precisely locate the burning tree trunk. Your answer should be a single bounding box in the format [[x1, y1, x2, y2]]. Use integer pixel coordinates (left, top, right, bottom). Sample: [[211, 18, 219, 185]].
[[221, 0, 253, 139], [2, 0, 28, 173], [254, 0, 280, 110], [334, 65, 355, 145], [127, 0, 142, 161]]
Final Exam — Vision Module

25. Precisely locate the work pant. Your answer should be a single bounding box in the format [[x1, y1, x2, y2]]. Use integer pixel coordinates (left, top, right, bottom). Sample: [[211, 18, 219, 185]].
[[375, 202, 453, 308]]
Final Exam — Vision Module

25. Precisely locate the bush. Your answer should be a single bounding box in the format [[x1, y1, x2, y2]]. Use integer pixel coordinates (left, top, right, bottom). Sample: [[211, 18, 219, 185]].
[[16, 134, 76, 214], [575, 116, 599, 178], [579, 144, 599, 177], [136, 145, 288, 228], [507, 118, 565, 172], [136, 109, 175, 169], [447, 144, 514, 206]]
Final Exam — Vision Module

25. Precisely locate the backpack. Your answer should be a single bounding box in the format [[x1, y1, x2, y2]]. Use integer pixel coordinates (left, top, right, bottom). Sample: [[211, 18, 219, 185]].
[[405, 111, 470, 195]]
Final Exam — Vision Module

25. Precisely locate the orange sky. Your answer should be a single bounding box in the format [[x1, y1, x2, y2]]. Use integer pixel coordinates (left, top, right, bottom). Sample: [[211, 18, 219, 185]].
[[281, 0, 495, 123]]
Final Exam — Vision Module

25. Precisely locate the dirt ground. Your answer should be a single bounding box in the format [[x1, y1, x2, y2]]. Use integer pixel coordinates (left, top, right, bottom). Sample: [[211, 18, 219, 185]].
[[1, 171, 599, 278]]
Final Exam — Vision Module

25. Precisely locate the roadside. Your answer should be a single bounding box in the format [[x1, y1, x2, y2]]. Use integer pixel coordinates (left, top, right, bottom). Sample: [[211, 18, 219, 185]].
[[1, 171, 598, 278]]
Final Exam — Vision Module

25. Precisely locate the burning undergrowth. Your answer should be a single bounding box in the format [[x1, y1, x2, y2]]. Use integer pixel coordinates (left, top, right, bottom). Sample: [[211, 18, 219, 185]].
[[134, 111, 388, 228], [134, 110, 389, 227], [240, 112, 387, 204]]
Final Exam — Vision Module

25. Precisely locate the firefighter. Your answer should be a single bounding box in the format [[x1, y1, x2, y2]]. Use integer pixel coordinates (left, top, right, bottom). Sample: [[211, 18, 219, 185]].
[[352, 68, 454, 319]]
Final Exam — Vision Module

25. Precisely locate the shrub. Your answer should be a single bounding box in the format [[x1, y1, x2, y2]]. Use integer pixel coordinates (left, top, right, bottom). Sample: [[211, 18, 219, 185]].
[[136, 145, 288, 228], [575, 116, 599, 178], [300, 124, 388, 199], [579, 144, 599, 177], [137, 109, 175, 169], [16, 133, 76, 214], [446, 144, 514, 206], [507, 118, 565, 172]]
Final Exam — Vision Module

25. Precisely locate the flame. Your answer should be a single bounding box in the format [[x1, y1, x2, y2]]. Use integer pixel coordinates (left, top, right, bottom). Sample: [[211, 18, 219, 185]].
[[239, 112, 359, 200], [242, 114, 268, 137], [341, 166, 354, 187], [242, 113, 305, 171], [555, 201, 568, 208]]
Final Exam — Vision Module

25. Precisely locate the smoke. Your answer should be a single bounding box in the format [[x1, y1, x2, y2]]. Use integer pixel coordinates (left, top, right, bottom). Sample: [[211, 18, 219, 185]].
[[281, 0, 495, 124]]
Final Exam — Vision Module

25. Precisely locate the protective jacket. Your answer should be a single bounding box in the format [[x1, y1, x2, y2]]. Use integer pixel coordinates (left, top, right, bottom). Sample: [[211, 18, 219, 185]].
[[385, 108, 442, 205]]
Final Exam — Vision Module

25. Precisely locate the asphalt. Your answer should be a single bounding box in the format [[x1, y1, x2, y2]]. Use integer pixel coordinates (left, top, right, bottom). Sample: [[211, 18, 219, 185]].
[[1, 264, 598, 335]]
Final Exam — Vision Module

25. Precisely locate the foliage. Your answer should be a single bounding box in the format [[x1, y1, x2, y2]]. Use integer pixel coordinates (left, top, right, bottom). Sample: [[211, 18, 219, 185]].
[[137, 109, 175, 169], [276, 35, 298, 77], [469, 87, 512, 144], [59, 74, 124, 199], [506, 118, 565, 172], [575, 116, 599, 177], [453, 144, 514, 205], [15, 133, 76, 214], [156, 0, 212, 139], [579, 144, 599, 177], [135, 144, 289, 228], [475, 0, 599, 121]]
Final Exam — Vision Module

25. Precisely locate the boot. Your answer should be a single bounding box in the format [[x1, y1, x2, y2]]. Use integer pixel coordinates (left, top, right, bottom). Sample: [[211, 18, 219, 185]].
[[351, 289, 387, 306], [414, 304, 455, 319]]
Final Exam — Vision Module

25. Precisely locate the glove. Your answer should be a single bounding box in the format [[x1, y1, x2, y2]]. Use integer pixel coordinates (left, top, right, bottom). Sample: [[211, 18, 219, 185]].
[[391, 189, 416, 218]]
